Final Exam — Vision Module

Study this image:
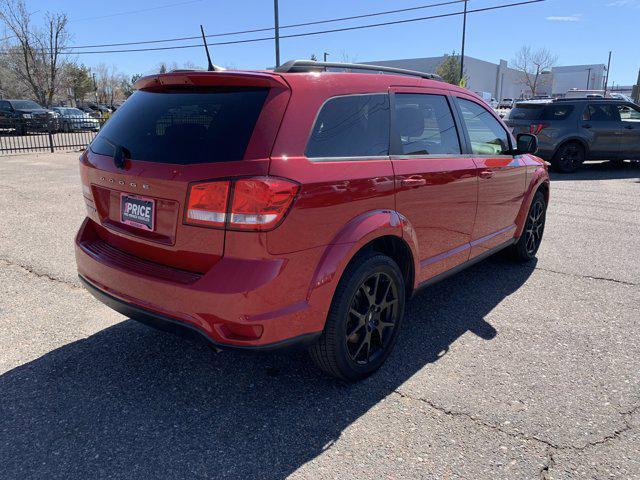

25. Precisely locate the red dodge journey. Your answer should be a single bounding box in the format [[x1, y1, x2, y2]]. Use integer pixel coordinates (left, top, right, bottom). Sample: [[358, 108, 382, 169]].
[[76, 60, 549, 381]]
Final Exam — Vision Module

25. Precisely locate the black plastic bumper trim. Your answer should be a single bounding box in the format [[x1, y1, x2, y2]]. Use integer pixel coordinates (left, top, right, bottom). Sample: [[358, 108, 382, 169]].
[[79, 275, 322, 351]]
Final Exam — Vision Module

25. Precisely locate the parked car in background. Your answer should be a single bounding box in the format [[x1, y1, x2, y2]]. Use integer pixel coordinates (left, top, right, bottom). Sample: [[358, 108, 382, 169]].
[[505, 98, 640, 172], [76, 62, 548, 381], [79, 106, 102, 118], [87, 103, 113, 116], [610, 92, 636, 104], [565, 89, 605, 99], [496, 98, 515, 118], [0, 99, 60, 134], [52, 107, 101, 132]]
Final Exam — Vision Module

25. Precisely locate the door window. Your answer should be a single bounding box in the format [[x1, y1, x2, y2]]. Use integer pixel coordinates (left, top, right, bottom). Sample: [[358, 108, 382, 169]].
[[618, 104, 640, 122], [584, 104, 620, 122], [393, 94, 460, 155], [456, 98, 510, 155], [306, 94, 390, 158]]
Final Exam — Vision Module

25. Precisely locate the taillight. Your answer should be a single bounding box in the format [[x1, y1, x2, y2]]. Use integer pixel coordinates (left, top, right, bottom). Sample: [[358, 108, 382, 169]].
[[186, 181, 230, 227], [529, 123, 549, 135], [185, 177, 299, 231]]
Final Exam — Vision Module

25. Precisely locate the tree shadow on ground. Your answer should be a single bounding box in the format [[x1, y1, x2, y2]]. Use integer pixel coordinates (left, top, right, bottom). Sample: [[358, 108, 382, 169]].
[[0, 256, 535, 480]]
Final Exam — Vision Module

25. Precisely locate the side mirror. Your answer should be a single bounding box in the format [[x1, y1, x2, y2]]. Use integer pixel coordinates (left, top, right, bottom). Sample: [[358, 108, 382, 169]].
[[516, 133, 538, 155]]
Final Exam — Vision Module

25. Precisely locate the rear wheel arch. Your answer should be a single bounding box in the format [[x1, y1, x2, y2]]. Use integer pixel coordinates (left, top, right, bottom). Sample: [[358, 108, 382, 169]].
[[345, 235, 416, 300]]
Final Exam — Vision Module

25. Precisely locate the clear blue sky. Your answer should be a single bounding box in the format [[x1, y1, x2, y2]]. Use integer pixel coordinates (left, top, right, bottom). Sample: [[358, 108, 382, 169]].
[[19, 0, 640, 85]]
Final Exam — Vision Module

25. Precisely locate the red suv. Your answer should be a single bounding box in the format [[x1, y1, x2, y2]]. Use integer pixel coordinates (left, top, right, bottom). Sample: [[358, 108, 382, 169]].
[[76, 61, 549, 381]]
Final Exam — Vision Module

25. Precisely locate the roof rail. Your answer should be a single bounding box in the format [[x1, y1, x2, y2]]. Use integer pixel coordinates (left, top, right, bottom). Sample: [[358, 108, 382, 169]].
[[274, 60, 442, 81], [554, 97, 617, 102]]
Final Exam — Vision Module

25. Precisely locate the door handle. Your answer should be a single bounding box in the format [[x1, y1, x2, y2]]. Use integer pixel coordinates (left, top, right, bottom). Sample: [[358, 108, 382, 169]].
[[582, 124, 592, 129], [625, 125, 634, 130], [479, 170, 494, 179], [400, 177, 427, 188]]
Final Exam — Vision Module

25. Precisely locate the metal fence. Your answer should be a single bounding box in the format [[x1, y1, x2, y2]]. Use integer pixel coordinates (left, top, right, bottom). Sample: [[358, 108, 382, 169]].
[[0, 116, 107, 155]]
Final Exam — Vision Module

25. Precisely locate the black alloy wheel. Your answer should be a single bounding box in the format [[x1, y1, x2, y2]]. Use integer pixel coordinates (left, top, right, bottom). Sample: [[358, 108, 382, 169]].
[[309, 253, 405, 381], [345, 271, 399, 365], [508, 191, 547, 262], [552, 142, 585, 173]]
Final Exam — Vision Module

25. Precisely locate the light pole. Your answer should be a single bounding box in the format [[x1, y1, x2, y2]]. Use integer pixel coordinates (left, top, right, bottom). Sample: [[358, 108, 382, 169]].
[[323, 52, 329, 62], [586, 67, 592, 89], [604, 51, 612, 96], [273, 0, 280, 67], [460, 0, 468, 83]]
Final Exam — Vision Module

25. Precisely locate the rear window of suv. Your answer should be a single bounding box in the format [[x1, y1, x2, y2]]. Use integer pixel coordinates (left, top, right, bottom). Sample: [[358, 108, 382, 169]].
[[90, 88, 268, 164], [510, 103, 574, 121]]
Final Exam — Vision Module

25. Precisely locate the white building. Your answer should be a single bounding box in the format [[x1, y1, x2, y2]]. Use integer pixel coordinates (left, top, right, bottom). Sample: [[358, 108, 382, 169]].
[[551, 64, 607, 94], [362, 56, 608, 99]]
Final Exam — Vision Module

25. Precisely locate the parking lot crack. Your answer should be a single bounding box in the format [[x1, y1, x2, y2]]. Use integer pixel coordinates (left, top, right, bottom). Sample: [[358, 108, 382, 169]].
[[0, 258, 80, 290], [539, 447, 556, 480], [532, 266, 638, 287], [392, 390, 639, 454]]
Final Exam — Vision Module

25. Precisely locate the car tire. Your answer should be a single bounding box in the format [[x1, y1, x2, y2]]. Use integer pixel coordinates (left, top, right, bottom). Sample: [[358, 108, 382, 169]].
[[309, 252, 405, 382], [551, 142, 585, 173], [508, 191, 547, 262]]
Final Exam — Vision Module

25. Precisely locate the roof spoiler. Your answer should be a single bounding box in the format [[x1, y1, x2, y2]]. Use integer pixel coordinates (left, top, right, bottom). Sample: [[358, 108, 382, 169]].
[[133, 71, 289, 90]]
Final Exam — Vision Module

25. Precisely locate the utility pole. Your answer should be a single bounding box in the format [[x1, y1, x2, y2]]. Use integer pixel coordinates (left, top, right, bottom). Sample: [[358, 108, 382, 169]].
[[586, 67, 592, 90], [603, 51, 612, 96], [460, 0, 468, 82], [273, 0, 280, 67], [323, 52, 329, 62]]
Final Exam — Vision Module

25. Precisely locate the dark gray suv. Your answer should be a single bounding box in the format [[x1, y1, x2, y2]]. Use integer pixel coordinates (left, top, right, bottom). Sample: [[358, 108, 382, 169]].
[[505, 99, 640, 172]]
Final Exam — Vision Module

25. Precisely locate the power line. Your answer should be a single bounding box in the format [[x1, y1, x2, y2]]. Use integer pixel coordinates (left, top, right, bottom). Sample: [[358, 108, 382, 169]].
[[0, 0, 545, 56], [67, 0, 546, 55], [63, 0, 469, 50], [73, 0, 204, 22]]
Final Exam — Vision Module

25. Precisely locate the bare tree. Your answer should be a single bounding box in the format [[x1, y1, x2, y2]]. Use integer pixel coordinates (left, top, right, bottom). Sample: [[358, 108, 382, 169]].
[[512, 46, 557, 97], [94, 63, 127, 106], [0, 0, 70, 107]]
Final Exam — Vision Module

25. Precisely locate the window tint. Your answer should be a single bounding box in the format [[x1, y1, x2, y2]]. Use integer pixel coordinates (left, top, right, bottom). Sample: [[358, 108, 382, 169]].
[[618, 104, 640, 122], [584, 104, 620, 122], [508, 104, 546, 120], [306, 94, 389, 158], [457, 98, 510, 155], [394, 94, 460, 155], [540, 104, 574, 120], [10, 100, 42, 110], [90, 88, 268, 164]]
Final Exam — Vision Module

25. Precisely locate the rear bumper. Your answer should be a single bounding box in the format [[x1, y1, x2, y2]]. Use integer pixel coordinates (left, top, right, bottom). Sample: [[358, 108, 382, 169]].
[[79, 275, 320, 350], [75, 218, 327, 349]]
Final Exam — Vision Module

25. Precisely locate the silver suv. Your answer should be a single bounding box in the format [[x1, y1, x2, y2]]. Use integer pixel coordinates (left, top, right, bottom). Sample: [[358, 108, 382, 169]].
[[505, 99, 640, 172]]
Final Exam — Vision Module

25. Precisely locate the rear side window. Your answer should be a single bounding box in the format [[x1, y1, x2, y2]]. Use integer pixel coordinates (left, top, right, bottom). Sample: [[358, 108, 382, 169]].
[[509, 104, 546, 120], [90, 88, 268, 164], [540, 105, 574, 120], [306, 94, 389, 158], [394, 94, 460, 155]]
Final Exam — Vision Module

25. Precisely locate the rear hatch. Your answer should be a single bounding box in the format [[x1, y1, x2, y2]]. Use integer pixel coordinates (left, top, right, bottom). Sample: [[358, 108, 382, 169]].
[[80, 71, 290, 273], [504, 102, 575, 138]]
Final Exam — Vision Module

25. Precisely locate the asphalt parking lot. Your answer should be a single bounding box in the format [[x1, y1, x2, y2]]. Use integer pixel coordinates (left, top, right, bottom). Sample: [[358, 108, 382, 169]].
[[0, 152, 638, 479]]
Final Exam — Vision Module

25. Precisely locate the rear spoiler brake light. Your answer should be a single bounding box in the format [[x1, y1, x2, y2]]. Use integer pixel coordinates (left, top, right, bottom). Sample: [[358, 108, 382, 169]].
[[134, 71, 289, 90]]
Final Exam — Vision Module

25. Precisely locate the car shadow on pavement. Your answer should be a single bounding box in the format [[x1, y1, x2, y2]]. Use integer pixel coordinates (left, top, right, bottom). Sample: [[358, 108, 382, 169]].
[[0, 256, 535, 480], [550, 160, 640, 182]]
